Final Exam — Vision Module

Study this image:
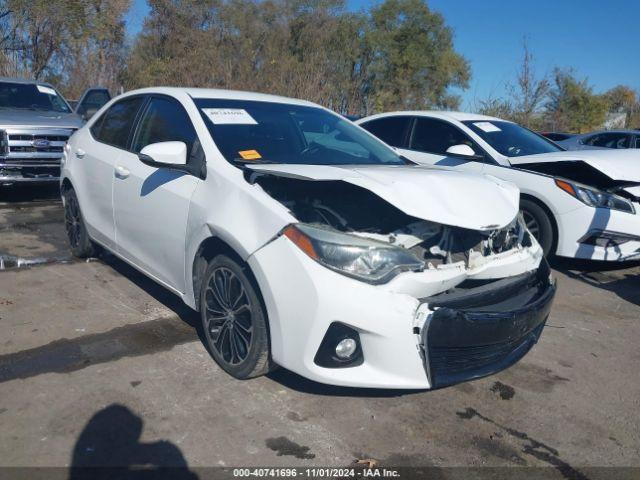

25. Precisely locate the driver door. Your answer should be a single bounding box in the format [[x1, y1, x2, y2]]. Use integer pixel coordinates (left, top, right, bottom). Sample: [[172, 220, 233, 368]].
[[113, 95, 202, 292], [398, 117, 486, 174]]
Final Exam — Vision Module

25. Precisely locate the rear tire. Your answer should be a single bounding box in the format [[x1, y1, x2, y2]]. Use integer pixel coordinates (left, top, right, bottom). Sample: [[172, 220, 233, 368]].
[[520, 199, 555, 257], [62, 188, 98, 258], [199, 254, 273, 379]]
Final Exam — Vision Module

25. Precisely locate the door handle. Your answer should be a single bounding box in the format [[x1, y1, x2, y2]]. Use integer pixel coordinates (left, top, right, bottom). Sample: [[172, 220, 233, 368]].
[[115, 165, 130, 179], [76, 149, 85, 158]]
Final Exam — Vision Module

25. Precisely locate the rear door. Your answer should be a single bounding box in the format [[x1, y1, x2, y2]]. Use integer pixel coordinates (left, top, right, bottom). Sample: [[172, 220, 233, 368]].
[[75, 96, 146, 249], [113, 95, 202, 292], [76, 88, 112, 121], [399, 117, 486, 173]]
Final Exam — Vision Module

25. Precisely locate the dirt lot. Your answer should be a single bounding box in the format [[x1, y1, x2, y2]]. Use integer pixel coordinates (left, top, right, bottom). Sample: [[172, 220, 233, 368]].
[[0, 188, 639, 478]]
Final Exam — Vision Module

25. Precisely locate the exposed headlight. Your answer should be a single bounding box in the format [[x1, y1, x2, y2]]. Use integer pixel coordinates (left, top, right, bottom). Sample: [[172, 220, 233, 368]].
[[283, 223, 425, 284], [555, 179, 635, 214]]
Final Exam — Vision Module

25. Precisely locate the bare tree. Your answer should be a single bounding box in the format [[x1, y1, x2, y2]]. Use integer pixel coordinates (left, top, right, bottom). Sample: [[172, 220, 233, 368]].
[[507, 39, 549, 128]]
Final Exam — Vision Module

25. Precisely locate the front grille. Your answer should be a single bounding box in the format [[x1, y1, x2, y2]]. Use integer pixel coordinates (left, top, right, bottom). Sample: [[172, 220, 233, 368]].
[[8, 134, 69, 142], [9, 146, 64, 153], [0, 127, 73, 168], [421, 261, 555, 388], [428, 323, 545, 380]]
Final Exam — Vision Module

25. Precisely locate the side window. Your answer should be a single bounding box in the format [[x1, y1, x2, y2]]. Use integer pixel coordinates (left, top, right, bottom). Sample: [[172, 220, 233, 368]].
[[359, 117, 411, 147], [410, 118, 480, 157], [132, 97, 198, 160], [589, 133, 630, 149], [91, 97, 145, 149], [635, 137, 640, 148]]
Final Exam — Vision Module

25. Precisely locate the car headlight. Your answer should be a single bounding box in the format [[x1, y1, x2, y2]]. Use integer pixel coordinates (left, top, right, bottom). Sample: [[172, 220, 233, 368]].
[[555, 179, 635, 214], [283, 223, 425, 284]]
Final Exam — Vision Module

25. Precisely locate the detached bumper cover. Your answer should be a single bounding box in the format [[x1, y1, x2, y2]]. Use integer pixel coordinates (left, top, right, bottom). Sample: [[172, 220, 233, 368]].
[[421, 261, 556, 388]]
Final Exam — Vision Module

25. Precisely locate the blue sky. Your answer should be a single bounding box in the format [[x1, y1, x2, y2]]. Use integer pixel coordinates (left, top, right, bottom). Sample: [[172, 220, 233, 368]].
[[127, 0, 640, 109]]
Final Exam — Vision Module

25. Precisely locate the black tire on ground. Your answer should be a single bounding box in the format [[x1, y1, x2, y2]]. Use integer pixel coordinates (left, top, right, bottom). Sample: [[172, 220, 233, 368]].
[[199, 254, 273, 379], [62, 188, 98, 258], [520, 198, 555, 257]]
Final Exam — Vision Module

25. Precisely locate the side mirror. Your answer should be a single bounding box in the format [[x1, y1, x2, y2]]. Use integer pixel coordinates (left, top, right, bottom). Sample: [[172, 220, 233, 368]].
[[446, 144, 484, 160], [139, 141, 188, 169]]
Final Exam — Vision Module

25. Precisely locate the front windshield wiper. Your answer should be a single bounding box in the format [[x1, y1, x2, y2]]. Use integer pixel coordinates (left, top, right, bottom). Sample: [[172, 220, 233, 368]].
[[230, 158, 281, 165]]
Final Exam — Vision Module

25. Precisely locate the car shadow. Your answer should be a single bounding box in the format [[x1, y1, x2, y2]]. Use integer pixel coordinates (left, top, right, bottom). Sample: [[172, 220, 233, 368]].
[[267, 368, 426, 398], [0, 184, 60, 204], [98, 251, 201, 332], [69, 404, 198, 479], [551, 257, 640, 307]]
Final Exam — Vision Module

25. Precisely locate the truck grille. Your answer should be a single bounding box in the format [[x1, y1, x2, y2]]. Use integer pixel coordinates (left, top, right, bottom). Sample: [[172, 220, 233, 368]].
[[1, 128, 75, 167]]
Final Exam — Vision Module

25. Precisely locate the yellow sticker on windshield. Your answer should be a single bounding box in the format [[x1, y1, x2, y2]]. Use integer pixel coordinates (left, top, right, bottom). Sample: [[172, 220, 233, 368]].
[[238, 150, 262, 160]]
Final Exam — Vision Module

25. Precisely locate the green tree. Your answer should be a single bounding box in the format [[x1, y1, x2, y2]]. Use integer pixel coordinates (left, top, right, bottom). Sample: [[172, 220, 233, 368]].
[[603, 85, 639, 128], [545, 69, 607, 133], [0, 0, 129, 96], [365, 0, 469, 112], [125, 0, 469, 115]]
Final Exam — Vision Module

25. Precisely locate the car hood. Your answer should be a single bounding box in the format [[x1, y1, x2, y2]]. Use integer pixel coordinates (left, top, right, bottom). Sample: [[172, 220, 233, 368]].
[[0, 108, 83, 129], [509, 149, 640, 182], [247, 164, 520, 230]]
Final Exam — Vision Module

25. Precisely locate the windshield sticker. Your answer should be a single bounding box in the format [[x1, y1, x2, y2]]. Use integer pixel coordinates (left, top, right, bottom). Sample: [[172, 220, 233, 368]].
[[473, 121, 501, 133], [238, 149, 262, 160], [36, 85, 57, 96], [202, 108, 258, 125]]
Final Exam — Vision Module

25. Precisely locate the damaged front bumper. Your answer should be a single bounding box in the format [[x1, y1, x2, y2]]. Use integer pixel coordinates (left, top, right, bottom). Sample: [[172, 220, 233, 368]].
[[418, 260, 555, 388], [249, 233, 553, 389]]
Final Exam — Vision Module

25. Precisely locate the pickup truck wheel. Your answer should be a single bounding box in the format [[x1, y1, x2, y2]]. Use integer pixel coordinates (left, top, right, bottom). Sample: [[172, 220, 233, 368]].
[[520, 199, 554, 257], [62, 188, 98, 258], [200, 255, 272, 379]]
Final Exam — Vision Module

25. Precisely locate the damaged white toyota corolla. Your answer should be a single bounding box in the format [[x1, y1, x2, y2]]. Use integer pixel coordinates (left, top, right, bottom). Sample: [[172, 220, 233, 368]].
[[61, 88, 555, 389]]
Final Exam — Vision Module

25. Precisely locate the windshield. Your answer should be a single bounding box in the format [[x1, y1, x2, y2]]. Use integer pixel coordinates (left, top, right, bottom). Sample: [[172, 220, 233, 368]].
[[0, 82, 71, 113], [194, 99, 403, 166], [463, 120, 563, 157]]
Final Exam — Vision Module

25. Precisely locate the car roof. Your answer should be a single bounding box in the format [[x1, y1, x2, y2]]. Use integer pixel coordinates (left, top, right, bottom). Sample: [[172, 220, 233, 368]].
[[361, 110, 507, 123], [120, 87, 319, 108], [0, 76, 55, 87], [578, 129, 638, 135]]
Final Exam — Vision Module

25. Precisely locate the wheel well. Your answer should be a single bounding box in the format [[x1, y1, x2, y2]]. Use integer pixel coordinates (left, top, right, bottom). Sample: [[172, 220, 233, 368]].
[[192, 237, 256, 311], [520, 193, 559, 254], [61, 178, 73, 193]]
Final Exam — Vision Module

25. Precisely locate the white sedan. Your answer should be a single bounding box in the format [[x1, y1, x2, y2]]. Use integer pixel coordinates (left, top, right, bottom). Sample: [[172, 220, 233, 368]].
[[61, 88, 553, 389], [358, 112, 640, 262]]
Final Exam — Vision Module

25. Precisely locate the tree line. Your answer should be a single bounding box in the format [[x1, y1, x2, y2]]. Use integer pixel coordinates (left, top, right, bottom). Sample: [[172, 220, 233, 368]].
[[1, 0, 638, 132]]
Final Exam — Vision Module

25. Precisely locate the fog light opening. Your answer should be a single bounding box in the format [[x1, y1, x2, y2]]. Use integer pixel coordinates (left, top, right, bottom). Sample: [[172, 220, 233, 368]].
[[335, 338, 357, 359], [314, 322, 364, 368]]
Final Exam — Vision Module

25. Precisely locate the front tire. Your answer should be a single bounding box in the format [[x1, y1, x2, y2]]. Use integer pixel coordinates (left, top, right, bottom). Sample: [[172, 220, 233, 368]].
[[199, 254, 272, 379], [520, 199, 555, 257], [63, 188, 98, 258]]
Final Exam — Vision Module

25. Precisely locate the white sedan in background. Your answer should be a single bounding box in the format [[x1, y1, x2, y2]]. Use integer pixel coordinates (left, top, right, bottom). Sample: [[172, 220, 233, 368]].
[[358, 112, 640, 262], [60, 88, 554, 389]]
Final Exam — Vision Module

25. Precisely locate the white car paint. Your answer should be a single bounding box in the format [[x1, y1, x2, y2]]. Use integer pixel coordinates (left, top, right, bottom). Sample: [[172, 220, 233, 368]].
[[358, 112, 640, 262], [61, 88, 552, 389]]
